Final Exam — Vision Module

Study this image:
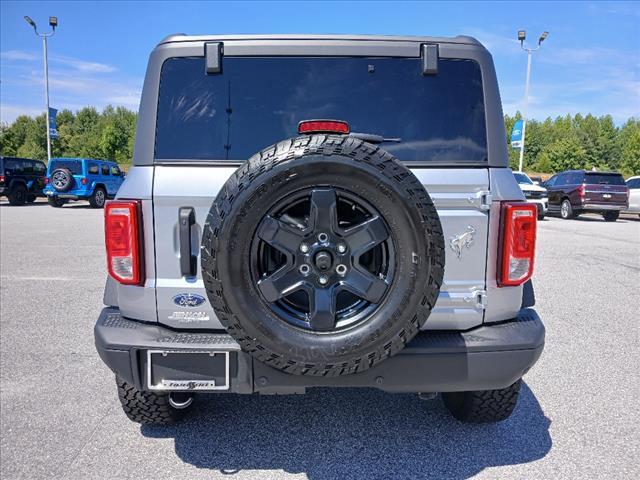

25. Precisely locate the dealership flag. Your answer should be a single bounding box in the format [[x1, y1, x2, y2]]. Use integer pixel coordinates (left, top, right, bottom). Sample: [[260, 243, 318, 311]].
[[510, 119, 523, 149], [49, 107, 58, 139]]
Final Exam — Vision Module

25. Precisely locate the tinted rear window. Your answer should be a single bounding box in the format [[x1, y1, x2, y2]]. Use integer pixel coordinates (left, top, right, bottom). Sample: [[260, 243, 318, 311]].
[[49, 160, 83, 175], [584, 173, 625, 185], [155, 57, 487, 162]]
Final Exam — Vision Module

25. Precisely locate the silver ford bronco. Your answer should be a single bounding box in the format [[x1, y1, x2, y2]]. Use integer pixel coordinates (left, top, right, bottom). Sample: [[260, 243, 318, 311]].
[[95, 34, 544, 425]]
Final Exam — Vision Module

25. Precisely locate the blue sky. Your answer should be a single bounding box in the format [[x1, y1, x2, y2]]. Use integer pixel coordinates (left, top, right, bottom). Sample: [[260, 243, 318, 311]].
[[1, 1, 639, 124]]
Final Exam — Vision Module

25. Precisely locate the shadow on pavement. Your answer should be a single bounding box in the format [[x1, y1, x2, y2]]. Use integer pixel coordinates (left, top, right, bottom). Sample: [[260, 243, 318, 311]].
[[142, 383, 551, 479]]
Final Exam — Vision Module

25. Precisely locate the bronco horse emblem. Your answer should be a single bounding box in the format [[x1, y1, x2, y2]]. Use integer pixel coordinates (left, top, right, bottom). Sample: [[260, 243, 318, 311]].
[[450, 226, 476, 259]]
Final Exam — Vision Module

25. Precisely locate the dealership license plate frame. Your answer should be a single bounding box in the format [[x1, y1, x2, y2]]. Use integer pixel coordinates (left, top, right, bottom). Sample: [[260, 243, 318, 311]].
[[147, 350, 230, 391]]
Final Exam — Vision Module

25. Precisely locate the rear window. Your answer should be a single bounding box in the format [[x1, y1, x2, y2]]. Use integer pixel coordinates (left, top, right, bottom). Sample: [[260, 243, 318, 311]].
[[584, 173, 625, 185], [155, 57, 487, 162], [49, 159, 83, 175]]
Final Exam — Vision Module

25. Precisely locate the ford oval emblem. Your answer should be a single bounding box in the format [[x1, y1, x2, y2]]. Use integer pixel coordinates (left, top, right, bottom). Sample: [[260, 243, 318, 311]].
[[172, 293, 207, 308]]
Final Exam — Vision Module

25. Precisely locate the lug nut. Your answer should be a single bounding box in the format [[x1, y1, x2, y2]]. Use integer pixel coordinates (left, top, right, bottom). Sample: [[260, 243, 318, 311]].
[[318, 275, 328, 285], [299, 264, 311, 275], [300, 243, 310, 253], [337, 243, 347, 253]]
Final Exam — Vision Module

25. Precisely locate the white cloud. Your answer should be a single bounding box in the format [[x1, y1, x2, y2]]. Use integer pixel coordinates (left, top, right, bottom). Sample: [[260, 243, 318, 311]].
[[0, 49, 141, 123]]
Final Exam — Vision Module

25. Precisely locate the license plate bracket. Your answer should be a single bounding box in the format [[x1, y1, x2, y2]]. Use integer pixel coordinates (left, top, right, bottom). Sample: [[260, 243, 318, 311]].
[[147, 350, 230, 391]]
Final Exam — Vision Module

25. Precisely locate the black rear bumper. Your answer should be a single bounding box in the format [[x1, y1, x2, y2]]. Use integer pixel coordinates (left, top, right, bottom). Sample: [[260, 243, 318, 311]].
[[94, 307, 544, 394]]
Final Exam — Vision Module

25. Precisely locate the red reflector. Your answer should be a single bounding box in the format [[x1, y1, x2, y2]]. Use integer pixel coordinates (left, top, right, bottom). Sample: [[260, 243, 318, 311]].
[[105, 200, 143, 285], [298, 120, 350, 135], [498, 202, 537, 287], [81, 178, 88, 185], [44, 178, 49, 184]]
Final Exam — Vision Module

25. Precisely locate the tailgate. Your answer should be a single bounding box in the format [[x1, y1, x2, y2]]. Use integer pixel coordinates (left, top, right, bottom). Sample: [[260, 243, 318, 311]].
[[152, 166, 490, 331]]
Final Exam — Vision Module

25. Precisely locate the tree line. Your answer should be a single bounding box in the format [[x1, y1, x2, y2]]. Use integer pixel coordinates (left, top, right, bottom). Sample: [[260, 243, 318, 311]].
[[1, 106, 638, 176]]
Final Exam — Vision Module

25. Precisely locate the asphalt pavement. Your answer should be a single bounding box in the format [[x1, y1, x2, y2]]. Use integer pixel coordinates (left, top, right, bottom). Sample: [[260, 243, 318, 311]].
[[1, 199, 638, 479]]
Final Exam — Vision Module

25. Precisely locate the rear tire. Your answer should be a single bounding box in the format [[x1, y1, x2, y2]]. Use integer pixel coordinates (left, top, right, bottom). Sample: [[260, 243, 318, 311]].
[[26, 195, 37, 203], [89, 187, 106, 208], [48, 197, 67, 208], [442, 379, 522, 423], [7, 184, 27, 206], [603, 211, 619, 222], [560, 199, 574, 219], [116, 376, 187, 425]]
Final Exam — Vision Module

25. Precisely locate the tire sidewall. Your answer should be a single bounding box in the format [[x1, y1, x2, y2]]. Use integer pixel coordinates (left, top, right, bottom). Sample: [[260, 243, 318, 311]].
[[209, 154, 440, 366]]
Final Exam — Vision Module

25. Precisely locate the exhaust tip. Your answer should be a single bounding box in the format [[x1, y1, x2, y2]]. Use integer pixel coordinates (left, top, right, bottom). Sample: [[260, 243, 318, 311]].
[[169, 392, 194, 410]]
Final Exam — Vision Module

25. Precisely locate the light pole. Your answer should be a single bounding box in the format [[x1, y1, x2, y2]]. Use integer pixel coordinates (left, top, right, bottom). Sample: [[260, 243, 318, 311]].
[[24, 15, 58, 163], [517, 29, 548, 173]]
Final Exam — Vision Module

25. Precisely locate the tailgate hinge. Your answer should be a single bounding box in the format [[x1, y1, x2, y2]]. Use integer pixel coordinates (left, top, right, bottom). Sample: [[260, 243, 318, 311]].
[[468, 190, 493, 211], [465, 289, 488, 309]]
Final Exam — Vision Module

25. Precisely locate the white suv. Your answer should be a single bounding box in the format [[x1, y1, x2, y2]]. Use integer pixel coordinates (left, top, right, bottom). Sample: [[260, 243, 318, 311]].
[[514, 171, 548, 220]]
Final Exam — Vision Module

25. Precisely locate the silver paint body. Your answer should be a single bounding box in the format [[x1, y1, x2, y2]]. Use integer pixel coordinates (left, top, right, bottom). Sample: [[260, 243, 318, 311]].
[[111, 34, 527, 332]]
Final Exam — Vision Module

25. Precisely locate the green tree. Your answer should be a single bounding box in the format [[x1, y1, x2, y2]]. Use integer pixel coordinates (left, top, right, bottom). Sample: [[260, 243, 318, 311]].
[[539, 137, 589, 172], [618, 119, 640, 176]]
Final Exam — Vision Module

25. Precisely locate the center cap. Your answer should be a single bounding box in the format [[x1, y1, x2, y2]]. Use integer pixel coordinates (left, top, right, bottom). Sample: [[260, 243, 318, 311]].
[[314, 250, 333, 271]]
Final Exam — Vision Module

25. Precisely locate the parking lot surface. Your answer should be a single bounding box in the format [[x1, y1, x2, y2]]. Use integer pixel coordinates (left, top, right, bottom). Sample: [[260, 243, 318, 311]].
[[1, 200, 638, 479]]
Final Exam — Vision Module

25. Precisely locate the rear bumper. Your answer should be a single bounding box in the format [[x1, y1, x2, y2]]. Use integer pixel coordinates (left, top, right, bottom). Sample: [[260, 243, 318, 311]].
[[94, 307, 545, 394], [578, 203, 626, 211]]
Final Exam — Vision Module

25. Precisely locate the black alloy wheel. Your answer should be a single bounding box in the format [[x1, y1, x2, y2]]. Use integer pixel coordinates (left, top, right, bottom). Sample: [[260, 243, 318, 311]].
[[252, 187, 395, 332]]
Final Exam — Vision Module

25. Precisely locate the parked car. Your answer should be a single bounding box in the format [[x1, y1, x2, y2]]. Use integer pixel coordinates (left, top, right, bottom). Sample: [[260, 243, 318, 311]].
[[95, 33, 544, 426], [44, 157, 125, 208], [544, 170, 628, 221], [0, 156, 47, 205], [513, 171, 548, 219], [623, 176, 640, 217]]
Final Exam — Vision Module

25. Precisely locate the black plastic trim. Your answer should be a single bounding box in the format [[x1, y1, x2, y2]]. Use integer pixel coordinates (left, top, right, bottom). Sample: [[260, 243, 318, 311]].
[[95, 307, 544, 394]]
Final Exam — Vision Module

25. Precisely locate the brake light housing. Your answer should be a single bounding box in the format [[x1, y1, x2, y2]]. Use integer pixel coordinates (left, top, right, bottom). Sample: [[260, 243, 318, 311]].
[[498, 202, 537, 287], [298, 119, 350, 135], [105, 200, 143, 285]]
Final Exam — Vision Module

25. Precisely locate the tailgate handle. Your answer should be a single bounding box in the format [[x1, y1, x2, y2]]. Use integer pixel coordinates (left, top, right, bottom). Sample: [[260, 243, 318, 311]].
[[179, 207, 197, 277]]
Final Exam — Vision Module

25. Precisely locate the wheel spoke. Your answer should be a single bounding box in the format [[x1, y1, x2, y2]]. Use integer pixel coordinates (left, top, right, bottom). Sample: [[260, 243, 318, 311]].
[[256, 215, 305, 255], [257, 266, 304, 303], [308, 287, 337, 331], [342, 267, 388, 304], [309, 189, 338, 232], [342, 215, 389, 256]]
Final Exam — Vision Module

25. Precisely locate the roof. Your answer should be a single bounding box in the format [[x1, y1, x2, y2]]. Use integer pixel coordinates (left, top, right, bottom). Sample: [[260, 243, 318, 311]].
[[157, 33, 482, 47]]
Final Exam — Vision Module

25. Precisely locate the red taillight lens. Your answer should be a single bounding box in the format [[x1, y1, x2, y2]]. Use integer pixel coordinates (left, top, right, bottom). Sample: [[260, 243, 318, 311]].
[[578, 184, 585, 198], [105, 200, 143, 285], [0, 175, 4, 183], [498, 202, 537, 287], [44, 178, 49, 184], [81, 178, 87, 185], [298, 119, 350, 135]]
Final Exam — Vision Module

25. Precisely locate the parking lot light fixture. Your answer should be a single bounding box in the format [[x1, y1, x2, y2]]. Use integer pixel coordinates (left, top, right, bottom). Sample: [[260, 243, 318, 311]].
[[517, 29, 549, 173], [24, 15, 58, 163]]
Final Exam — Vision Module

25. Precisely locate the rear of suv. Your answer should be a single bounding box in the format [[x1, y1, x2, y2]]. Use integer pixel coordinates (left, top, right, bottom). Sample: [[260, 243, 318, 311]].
[[545, 170, 629, 221], [94, 34, 544, 425], [44, 157, 125, 208], [0, 156, 46, 205]]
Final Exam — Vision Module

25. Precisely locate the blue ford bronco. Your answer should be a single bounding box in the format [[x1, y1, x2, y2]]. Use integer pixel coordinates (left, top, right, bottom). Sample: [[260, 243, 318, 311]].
[[44, 157, 125, 208]]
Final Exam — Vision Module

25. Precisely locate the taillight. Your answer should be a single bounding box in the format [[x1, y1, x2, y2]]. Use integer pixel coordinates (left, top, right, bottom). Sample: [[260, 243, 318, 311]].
[[577, 184, 585, 199], [44, 178, 49, 184], [498, 202, 537, 287], [105, 200, 143, 285], [0, 175, 4, 183], [298, 119, 350, 135]]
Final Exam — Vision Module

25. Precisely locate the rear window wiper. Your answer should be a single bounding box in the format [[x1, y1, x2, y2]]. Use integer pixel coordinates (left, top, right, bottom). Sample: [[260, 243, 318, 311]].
[[349, 132, 402, 144]]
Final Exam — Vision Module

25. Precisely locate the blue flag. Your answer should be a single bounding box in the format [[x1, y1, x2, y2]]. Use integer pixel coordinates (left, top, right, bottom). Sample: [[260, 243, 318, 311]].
[[49, 107, 58, 139], [510, 119, 523, 149]]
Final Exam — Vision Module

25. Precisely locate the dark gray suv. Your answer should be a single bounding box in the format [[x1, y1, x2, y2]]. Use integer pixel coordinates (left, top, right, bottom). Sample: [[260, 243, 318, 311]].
[[94, 34, 544, 425]]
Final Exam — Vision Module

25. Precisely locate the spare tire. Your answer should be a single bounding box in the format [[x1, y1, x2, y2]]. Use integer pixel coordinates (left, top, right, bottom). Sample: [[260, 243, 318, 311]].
[[201, 135, 445, 376], [51, 168, 74, 192]]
